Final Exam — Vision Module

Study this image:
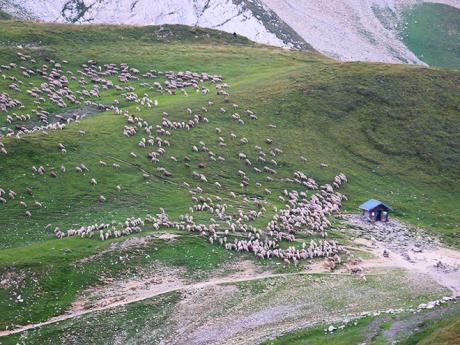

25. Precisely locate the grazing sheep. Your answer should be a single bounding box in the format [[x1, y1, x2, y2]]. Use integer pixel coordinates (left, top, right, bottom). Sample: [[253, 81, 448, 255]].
[[1, 57, 352, 266]]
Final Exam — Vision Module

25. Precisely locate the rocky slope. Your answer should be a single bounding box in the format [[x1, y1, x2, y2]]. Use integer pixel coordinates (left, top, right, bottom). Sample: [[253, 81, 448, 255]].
[[0, 0, 459, 64], [0, 0, 310, 50], [263, 0, 460, 64]]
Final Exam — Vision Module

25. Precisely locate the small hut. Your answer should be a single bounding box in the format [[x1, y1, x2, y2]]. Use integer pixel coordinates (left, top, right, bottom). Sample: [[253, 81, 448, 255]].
[[359, 199, 392, 222]]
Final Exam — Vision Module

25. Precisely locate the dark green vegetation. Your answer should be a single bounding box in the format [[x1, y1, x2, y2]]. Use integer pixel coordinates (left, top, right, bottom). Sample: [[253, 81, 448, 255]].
[[62, 0, 92, 23], [0, 19, 459, 335], [400, 3, 460, 69], [414, 307, 460, 345], [0, 10, 12, 20], [261, 302, 460, 345]]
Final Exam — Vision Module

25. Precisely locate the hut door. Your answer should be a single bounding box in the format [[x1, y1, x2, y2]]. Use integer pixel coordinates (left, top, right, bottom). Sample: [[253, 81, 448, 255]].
[[375, 211, 382, 221]]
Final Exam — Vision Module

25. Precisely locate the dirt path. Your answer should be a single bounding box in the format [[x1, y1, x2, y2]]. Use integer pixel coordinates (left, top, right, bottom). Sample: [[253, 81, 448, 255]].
[[1, 243, 458, 338], [0, 268, 369, 337], [2, 218, 459, 338]]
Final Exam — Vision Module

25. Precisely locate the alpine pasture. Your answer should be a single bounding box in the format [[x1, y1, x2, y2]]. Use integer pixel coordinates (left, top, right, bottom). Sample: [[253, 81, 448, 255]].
[[0, 19, 459, 345]]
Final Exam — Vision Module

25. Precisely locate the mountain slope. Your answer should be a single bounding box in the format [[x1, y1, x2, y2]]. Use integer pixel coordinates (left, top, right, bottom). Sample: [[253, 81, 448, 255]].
[[0, 20, 459, 342], [0, 21, 459, 250], [0, 0, 311, 50], [1, 0, 460, 65]]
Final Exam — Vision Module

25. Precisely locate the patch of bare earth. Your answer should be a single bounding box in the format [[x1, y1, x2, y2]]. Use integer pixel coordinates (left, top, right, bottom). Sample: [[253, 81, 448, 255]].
[[341, 214, 460, 296], [69, 259, 265, 316], [70, 263, 185, 313]]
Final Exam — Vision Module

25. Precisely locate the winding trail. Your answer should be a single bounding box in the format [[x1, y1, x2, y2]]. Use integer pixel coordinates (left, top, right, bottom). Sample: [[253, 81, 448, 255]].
[[0, 269, 381, 337], [1, 236, 459, 338]]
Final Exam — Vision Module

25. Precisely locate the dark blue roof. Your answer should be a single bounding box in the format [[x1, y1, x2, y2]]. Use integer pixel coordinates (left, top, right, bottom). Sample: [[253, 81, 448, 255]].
[[359, 199, 392, 211]]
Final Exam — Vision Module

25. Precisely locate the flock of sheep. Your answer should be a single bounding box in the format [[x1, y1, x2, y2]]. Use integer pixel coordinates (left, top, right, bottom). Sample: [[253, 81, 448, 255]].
[[0, 52, 351, 267]]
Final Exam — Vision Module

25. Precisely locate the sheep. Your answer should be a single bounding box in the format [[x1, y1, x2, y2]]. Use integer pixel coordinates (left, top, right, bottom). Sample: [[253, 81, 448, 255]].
[[90, 178, 97, 185], [2, 58, 352, 263]]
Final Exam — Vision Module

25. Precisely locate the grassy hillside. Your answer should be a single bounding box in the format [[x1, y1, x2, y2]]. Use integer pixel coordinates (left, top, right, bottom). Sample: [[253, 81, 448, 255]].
[[0, 20, 459, 336], [400, 3, 460, 69]]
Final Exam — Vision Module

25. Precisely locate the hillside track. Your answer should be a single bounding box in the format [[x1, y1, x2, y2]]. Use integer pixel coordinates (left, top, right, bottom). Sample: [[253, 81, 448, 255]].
[[0, 267, 385, 337], [2, 237, 459, 338]]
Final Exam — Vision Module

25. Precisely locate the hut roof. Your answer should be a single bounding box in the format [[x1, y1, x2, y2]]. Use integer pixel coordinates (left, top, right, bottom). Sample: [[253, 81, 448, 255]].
[[359, 199, 393, 211]]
